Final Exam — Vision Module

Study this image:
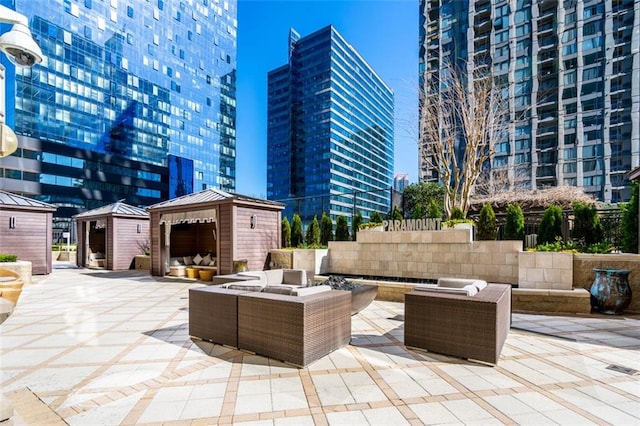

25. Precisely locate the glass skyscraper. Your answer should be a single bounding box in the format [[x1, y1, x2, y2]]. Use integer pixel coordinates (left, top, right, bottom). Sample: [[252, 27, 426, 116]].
[[267, 26, 394, 225], [0, 0, 237, 233], [419, 0, 639, 203]]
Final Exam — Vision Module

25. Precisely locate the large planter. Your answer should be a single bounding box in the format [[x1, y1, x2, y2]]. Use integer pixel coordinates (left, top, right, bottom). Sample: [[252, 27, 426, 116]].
[[590, 268, 632, 315]]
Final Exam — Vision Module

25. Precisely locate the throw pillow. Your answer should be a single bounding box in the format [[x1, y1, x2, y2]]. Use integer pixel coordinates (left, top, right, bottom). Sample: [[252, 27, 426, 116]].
[[202, 253, 212, 265], [210, 258, 216, 266], [193, 253, 203, 266], [183, 256, 194, 266]]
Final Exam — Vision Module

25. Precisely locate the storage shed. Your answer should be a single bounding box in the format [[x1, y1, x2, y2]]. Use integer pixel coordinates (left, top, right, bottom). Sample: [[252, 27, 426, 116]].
[[147, 188, 284, 277], [0, 190, 57, 275], [74, 201, 150, 270]]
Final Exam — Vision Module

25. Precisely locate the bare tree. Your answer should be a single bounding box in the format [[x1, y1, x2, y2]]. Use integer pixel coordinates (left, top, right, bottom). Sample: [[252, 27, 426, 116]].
[[420, 65, 509, 217]]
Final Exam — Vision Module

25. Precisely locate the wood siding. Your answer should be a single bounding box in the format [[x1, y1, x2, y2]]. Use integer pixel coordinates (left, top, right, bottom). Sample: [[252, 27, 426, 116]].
[[112, 217, 150, 270], [218, 204, 233, 275], [150, 211, 163, 276], [234, 207, 281, 271], [0, 210, 53, 274]]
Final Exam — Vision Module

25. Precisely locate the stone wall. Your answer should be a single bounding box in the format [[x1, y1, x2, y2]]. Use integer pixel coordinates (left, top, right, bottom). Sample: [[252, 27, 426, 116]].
[[518, 252, 573, 290], [327, 229, 521, 284], [573, 253, 640, 313]]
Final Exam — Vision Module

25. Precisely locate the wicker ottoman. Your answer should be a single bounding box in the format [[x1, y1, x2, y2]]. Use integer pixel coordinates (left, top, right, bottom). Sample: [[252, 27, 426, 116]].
[[404, 284, 511, 365], [237, 290, 352, 367]]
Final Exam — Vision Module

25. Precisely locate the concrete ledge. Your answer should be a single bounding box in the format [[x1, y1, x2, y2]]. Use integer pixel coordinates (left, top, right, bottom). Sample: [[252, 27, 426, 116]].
[[513, 288, 591, 314]]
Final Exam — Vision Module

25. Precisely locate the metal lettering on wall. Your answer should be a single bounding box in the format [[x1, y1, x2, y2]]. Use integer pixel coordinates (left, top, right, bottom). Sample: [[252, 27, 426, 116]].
[[382, 219, 442, 232]]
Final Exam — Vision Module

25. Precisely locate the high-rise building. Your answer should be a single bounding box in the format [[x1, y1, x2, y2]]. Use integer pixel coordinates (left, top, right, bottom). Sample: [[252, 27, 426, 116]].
[[0, 0, 237, 234], [419, 0, 640, 203], [394, 173, 410, 193], [267, 26, 394, 225]]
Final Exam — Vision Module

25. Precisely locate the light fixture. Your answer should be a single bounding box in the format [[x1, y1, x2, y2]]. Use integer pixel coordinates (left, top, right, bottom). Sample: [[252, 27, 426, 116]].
[[0, 5, 43, 158], [0, 6, 43, 67], [0, 123, 17, 157], [250, 215, 257, 229]]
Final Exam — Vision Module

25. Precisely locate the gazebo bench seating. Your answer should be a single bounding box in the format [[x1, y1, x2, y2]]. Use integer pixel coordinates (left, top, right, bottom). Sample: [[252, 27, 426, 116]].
[[404, 282, 511, 365], [189, 284, 351, 367], [169, 254, 217, 271], [89, 252, 106, 267]]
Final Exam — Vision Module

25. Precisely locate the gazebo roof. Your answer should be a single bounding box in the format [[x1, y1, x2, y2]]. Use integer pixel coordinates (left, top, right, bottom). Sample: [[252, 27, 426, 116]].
[[147, 188, 284, 211], [0, 190, 57, 212], [73, 200, 149, 219]]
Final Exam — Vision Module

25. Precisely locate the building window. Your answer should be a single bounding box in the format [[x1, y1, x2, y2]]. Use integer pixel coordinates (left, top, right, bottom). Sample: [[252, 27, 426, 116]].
[[127, 6, 134, 18]]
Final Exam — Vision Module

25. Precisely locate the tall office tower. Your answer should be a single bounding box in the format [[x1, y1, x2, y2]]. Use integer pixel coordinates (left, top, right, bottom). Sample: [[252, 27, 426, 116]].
[[0, 0, 237, 234], [267, 26, 394, 225], [394, 173, 410, 193], [419, 0, 640, 203]]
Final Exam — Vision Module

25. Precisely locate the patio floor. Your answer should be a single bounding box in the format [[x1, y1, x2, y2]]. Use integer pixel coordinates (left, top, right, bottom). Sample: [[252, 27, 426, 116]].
[[1, 266, 639, 425]]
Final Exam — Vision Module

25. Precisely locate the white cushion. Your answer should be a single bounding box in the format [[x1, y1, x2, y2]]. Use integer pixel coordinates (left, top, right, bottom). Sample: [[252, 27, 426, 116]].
[[183, 256, 194, 266], [292, 285, 332, 297], [202, 253, 212, 265], [210, 257, 217, 266], [437, 278, 487, 292], [193, 253, 203, 266], [239, 271, 267, 283], [415, 284, 478, 297], [170, 258, 183, 266], [264, 269, 284, 285]]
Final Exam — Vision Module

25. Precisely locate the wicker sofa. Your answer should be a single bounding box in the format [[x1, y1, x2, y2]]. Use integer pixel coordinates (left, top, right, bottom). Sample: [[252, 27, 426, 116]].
[[189, 283, 351, 367], [404, 278, 511, 365]]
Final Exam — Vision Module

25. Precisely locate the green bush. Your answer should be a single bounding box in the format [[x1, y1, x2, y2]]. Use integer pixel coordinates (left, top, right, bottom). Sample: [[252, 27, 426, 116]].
[[305, 216, 320, 247], [320, 212, 333, 246], [281, 217, 291, 248], [450, 207, 465, 220], [538, 205, 563, 244], [534, 237, 612, 254], [335, 215, 350, 241], [391, 205, 403, 220], [352, 211, 363, 241], [572, 201, 603, 245], [621, 182, 638, 253], [476, 203, 497, 240], [0, 253, 17, 262], [504, 203, 525, 240], [426, 199, 442, 219], [411, 203, 424, 220], [369, 211, 383, 224], [291, 214, 303, 247]]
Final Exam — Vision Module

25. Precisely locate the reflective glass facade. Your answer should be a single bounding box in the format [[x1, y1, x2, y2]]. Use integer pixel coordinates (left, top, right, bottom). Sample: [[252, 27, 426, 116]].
[[267, 26, 394, 225], [0, 0, 237, 229], [419, 0, 640, 203]]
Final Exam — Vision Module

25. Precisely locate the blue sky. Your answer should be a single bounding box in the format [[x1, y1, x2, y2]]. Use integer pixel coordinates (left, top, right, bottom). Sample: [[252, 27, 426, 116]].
[[235, 0, 419, 197]]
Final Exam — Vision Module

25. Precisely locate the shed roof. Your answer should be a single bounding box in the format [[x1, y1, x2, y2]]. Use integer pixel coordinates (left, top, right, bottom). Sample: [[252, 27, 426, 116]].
[[0, 190, 57, 212], [73, 200, 149, 219], [147, 188, 284, 211]]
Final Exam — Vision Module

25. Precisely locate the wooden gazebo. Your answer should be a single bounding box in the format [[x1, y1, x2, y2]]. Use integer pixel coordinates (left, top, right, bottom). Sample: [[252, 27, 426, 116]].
[[0, 190, 57, 275], [74, 201, 150, 270], [147, 189, 284, 277]]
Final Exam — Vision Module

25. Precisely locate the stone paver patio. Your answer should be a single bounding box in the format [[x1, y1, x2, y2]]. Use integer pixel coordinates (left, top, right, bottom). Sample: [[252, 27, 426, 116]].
[[1, 266, 639, 425]]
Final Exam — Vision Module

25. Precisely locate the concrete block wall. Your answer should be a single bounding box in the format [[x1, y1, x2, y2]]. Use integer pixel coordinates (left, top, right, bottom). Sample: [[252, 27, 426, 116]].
[[518, 252, 573, 290], [328, 229, 521, 284]]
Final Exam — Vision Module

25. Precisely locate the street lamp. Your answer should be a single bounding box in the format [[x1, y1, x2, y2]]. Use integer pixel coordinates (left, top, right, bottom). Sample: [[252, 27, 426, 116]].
[[0, 4, 43, 158]]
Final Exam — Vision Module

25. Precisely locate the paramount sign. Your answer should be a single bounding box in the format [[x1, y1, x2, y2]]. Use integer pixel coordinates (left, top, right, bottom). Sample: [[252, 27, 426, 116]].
[[382, 218, 442, 232]]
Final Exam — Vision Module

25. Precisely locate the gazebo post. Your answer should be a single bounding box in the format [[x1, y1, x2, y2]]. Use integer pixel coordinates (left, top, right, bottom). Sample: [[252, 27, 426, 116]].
[[164, 223, 171, 276]]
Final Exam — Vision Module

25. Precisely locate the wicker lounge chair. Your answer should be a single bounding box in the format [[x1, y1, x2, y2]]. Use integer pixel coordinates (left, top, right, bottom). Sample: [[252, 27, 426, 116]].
[[189, 286, 249, 347], [404, 283, 511, 365]]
